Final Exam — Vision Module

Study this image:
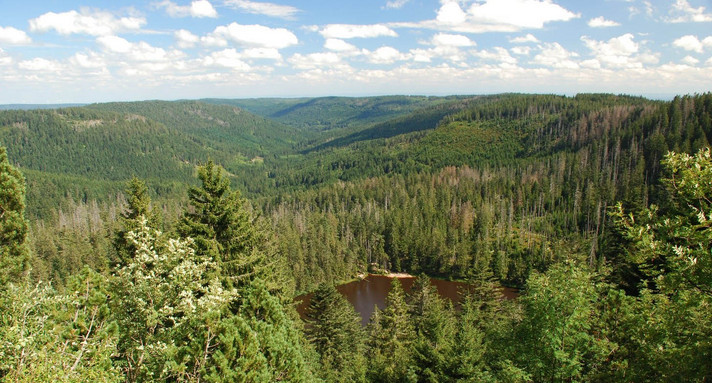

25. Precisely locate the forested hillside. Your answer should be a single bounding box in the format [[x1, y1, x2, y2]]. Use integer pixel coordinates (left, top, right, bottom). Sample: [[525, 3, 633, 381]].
[[1, 92, 712, 381]]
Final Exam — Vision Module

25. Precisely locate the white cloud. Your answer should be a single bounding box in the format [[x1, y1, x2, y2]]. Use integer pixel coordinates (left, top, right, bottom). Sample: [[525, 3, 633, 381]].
[[97, 35, 185, 62], [29, 9, 146, 36], [289, 52, 342, 69], [97, 35, 133, 53], [436, 2, 468, 24], [385, 0, 410, 9], [474, 47, 517, 65], [533, 42, 579, 69], [667, 0, 712, 22], [19, 57, 62, 71], [509, 34, 539, 43], [320, 24, 398, 39], [367, 46, 408, 64], [175, 29, 200, 48], [681, 55, 699, 65], [324, 38, 359, 52], [157, 0, 218, 18], [70, 52, 107, 69], [241, 47, 282, 60], [402, 0, 578, 33], [582, 33, 659, 69], [673, 35, 712, 53], [467, 0, 579, 28], [431, 33, 476, 47], [224, 0, 299, 19], [588, 16, 620, 28], [0, 26, 31, 44], [511, 46, 531, 55], [202, 49, 251, 70], [208, 23, 298, 49]]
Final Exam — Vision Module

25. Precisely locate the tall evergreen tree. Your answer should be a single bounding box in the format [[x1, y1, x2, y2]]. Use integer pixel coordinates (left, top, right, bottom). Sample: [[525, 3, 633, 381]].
[[305, 283, 366, 382], [0, 146, 30, 285], [178, 160, 291, 296], [367, 278, 417, 382], [409, 274, 457, 382], [112, 176, 160, 268]]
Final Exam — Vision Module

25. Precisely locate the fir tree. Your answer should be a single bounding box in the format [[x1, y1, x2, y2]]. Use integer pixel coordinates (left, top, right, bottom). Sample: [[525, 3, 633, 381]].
[[112, 176, 160, 268], [305, 283, 366, 382], [178, 160, 291, 296], [0, 146, 30, 285], [367, 278, 417, 382]]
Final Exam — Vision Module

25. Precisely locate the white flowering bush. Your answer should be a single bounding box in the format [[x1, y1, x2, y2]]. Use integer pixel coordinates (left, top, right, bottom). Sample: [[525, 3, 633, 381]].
[[112, 217, 237, 382]]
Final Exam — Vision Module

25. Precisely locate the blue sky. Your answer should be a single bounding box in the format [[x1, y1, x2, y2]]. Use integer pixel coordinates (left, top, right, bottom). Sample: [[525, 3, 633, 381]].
[[0, 0, 710, 103]]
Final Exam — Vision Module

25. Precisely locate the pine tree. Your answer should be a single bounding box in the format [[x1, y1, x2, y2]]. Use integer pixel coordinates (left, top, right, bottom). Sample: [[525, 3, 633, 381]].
[[0, 146, 30, 285], [305, 283, 366, 382]]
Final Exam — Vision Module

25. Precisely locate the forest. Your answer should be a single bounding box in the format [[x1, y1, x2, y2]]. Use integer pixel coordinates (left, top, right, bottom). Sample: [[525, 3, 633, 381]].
[[1, 92, 711, 382]]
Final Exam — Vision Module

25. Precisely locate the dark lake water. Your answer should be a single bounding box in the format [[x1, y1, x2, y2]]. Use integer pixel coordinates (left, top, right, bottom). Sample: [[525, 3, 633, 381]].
[[295, 274, 518, 326]]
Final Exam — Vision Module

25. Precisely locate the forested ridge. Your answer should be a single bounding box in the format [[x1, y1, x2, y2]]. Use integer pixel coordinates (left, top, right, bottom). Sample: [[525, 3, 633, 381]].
[[1, 93, 712, 382]]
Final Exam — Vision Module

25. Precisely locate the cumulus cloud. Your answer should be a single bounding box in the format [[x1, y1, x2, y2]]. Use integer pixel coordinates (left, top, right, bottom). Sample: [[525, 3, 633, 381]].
[[385, 0, 410, 9], [681, 55, 699, 65], [673, 35, 712, 53], [533, 42, 579, 69], [407, 0, 578, 33], [582, 33, 659, 69], [207, 23, 298, 49], [473, 47, 517, 65], [19, 57, 63, 71], [320, 24, 398, 39], [367, 46, 408, 64], [588, 16, 620, 27], [156, 0, 218, 18], [70, 52, 107, 69], [431, 33, 476, 47], [29, 9, 146, 36], [509, 34, 539, 43], [324, 38, 360, 53], [289, 52, 342, 69], [511, 46, 531, 55], [97, 35, 185, 62], [0, 26, 31, 44], [667, 0, 712, 22], [202, 48, 251, 70], [175, 29, 200, 48], [224, 0, 299, 19]]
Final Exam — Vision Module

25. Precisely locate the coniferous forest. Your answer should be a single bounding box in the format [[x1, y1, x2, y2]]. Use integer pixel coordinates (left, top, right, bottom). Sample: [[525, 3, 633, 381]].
[[1, 93, 712, 382]]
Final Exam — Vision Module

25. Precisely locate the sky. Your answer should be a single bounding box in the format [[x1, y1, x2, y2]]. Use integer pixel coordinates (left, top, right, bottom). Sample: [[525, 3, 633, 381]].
[[0, 0, 711, 103]]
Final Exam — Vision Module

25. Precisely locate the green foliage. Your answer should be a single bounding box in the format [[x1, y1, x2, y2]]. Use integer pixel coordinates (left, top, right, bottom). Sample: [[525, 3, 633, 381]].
[[0, 146, 30, 284], [367, 278, 417, 383], [305, 283, 366, 382], [204, 280, 316, 382], [112, 216, 232, 381], [112, 177, 161, 268], [512, 262, 613, 382], [614, 148, 712, 295], [0, 268, 121, 382], [178, 160, 292, 296]]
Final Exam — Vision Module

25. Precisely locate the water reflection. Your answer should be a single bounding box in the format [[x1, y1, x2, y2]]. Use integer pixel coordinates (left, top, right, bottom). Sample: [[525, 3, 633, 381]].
[[296, 274, 518, 326]]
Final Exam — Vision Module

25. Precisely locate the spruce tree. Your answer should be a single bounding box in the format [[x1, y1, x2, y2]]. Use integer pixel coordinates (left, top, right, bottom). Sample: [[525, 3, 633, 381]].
[[409, 274, 457, 382], [367, 278, 417, 382], [178, 160, 291, 295], [112, 176, 159, 268], [305, 283, 366, 382], [0, 146, 30, 285]]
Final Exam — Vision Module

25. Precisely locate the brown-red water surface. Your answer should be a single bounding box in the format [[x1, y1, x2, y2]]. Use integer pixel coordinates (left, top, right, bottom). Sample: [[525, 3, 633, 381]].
[[295, 274, 518, 326]]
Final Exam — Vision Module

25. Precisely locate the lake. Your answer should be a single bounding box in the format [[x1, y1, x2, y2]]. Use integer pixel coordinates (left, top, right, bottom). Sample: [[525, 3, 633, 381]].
[[295, 274, 518, 326]]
